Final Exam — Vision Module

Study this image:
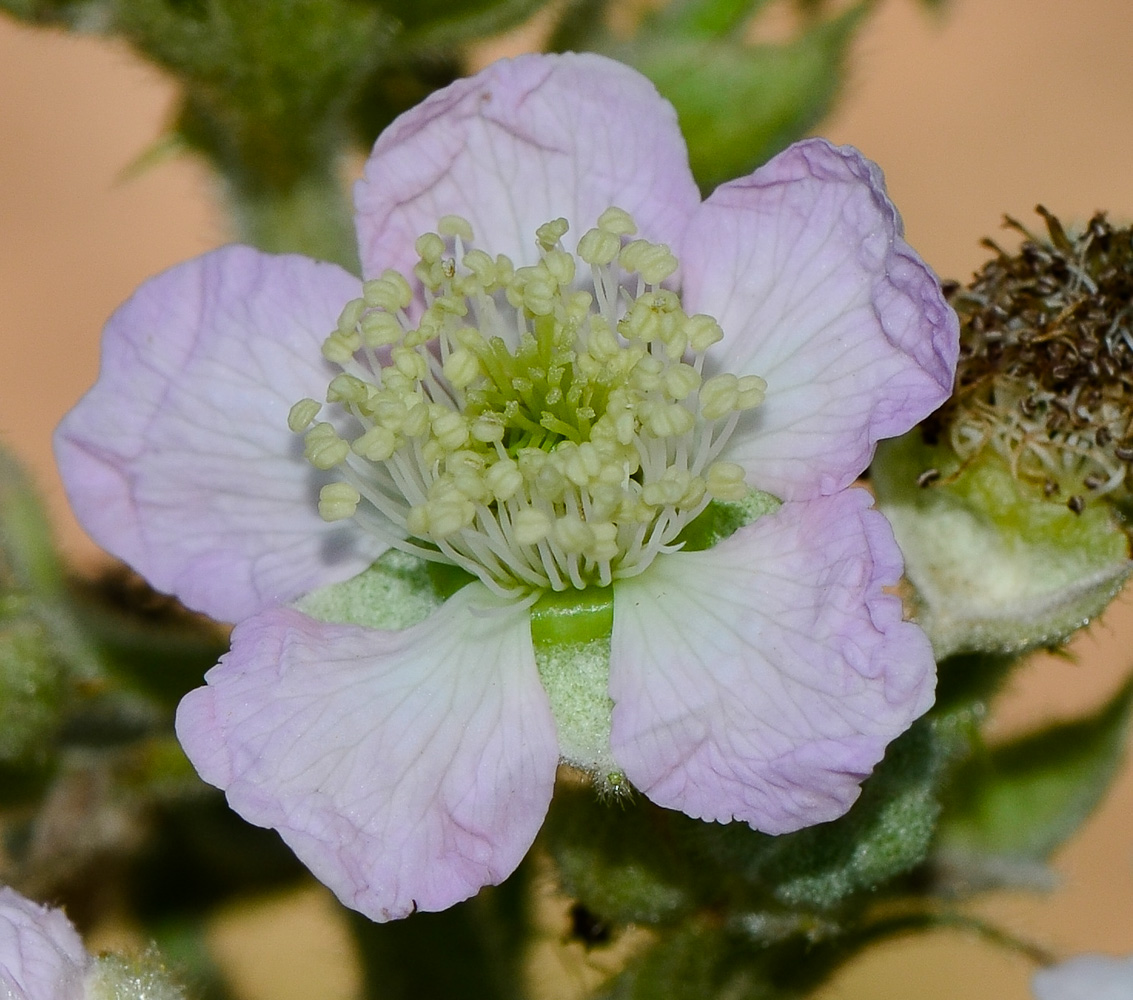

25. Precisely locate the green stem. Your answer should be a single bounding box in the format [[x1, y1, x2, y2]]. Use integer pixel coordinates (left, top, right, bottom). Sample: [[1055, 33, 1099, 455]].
[[853, 908, 1055, 967], [226, 168, 360, 274]]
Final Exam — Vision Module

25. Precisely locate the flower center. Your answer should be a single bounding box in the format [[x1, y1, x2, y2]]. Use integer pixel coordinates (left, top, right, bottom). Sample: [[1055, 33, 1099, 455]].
[[289, 208, 766, 597]]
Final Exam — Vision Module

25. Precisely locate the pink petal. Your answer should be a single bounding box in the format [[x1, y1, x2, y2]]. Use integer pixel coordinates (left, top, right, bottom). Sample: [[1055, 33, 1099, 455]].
[[55, 246, 384, 622], [354, 53, 701, 278], [608, 489, 935, 833], [175, 584, 559, 920], [681, 139, 958, 501], [0, 888, 89, 1000]]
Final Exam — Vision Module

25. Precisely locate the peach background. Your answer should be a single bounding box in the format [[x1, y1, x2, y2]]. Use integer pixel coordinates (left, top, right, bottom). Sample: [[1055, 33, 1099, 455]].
[[2, 1, 1133, 997]]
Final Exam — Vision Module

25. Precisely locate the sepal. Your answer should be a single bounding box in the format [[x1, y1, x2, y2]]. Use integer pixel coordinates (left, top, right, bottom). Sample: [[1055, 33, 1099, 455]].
[[873, 432, 1132, 659]]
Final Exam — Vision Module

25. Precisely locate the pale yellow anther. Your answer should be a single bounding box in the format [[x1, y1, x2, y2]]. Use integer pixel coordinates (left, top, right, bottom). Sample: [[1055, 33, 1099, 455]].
[[520, 273, 557, 317], [369, 397, 407, 430], [443, 348, 480, 389], [663, 363, 701, 400], [337, 297, 366, 335], [363, 270, 413, 311], [287, 398, 322, 433], [680, 476, 707, 508], [619, 240, 678, 285], [662, 327, 688, 361], [452, 471, 489, 503], [643, 400, 695, 438], [706, 461, 750, 501], [403, 401, 431, 438], [322, 329, 361, 364], [560, 441, 603, 487], [630, 361, 662, 394], [352, 425, 397, 462], [485, 458, 522, 502], [445, 449, 484, 475], [588, 522, 619, 562], [566, 290, 593, 324], [327, 373, 370, 405], [587, 321, 620, 361], [359, 310, 404, 348], [597, 206, 637, 236], [577, 227, 621, 266], [415, 232, 445, 263], [318, 482, 361, 522], [426, 498, 476, 538], [414, 259, 445, 291], [535, 217, 569, 250], [606, 407, 637, 447], [304, 423, 350, 470], [554, 514, 594, 554], [736, 374, 768, 410], [514, 508, 552, 546], [494, 254, 515, 285], [461, 249, 496, 287], [438, 215, 474, 243], [542, 249, 576, 287], [700, 373, 740, 421], [471, 412, 505, 443], [642, 469, 691, 508], [406, 505, 430, 538], [455, 326, 488, 353], [687, 314, 725, 352], [392, 346, 428, 382], [431, 409, 470, 451]]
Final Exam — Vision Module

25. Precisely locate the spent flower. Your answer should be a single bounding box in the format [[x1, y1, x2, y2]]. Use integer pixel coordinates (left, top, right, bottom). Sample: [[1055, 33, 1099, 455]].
[[56, 53, 958, 921], [873, 209, 1133, 657]]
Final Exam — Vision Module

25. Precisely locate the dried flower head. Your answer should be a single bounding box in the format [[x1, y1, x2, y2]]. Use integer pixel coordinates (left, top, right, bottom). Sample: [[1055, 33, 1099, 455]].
[[931, 207, 1133, 510]]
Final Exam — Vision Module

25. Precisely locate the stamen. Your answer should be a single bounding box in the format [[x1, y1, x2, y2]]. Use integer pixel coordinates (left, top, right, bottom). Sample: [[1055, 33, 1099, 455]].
[[292, 210, 767, 594]]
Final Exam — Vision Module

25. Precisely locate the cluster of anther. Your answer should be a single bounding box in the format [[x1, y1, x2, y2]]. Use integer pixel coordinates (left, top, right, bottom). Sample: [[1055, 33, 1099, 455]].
[[289, 208, 765, 596], [928, 207, 1133, 511]]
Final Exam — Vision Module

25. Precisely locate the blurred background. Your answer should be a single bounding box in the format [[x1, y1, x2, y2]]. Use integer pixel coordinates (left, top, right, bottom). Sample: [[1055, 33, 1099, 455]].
[[2, 0, 1132, 996]]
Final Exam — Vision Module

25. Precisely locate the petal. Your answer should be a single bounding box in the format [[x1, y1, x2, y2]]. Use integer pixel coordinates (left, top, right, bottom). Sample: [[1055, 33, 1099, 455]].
[[55, 246, 384, 622], [609, 489, 934, 833], [1033, 955, 1133, 1000], [0, 888, 89, 1000], [681, 139, 959, 500], [354, 53, 701, 278], [175, 583, 559, 920]]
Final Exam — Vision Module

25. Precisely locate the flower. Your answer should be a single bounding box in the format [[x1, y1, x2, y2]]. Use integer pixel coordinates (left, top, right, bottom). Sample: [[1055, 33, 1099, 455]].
[[0, 887, 183, 1000], [1033, 954, 1133, 1000], [0, 887, 89, 1000], [55, 53, 958, 921]]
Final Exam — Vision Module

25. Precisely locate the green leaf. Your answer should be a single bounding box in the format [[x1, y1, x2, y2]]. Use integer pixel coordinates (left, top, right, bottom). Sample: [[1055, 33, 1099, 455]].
[[392, 0, 553, 52], [937, 677, 1133, 866], [647, 0, 772, 40], [624, 2, 869, 192]]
